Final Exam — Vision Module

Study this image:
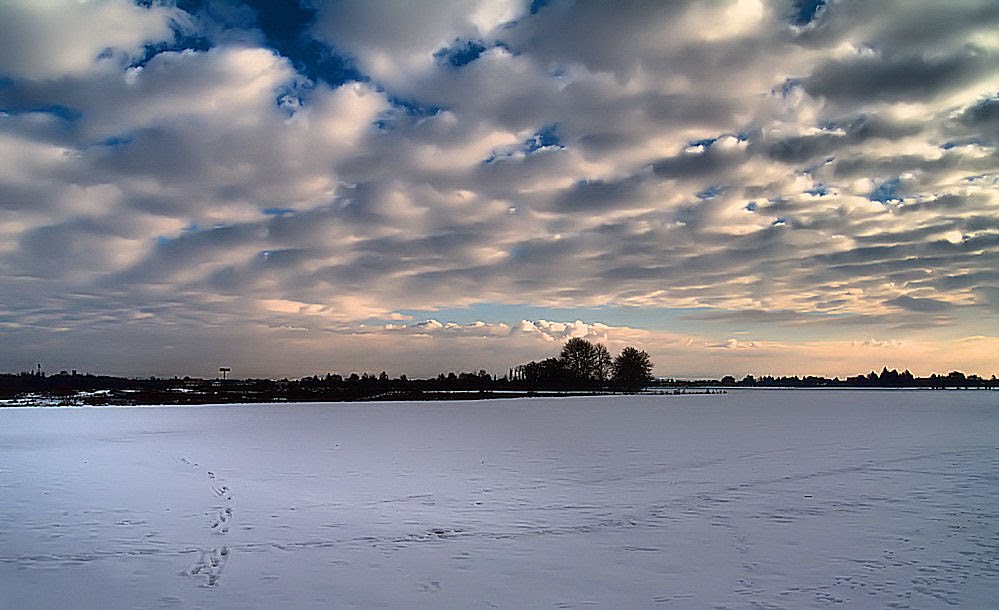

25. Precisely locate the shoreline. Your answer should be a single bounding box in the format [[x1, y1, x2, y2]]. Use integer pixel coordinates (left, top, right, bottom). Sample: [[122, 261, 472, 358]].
[[5, 385, 997, 408]]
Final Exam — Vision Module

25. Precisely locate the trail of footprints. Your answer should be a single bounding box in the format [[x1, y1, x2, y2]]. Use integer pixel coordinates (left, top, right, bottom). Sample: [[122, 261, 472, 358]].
[[180, 458, 233, 587], [208, 471, 233, 534]]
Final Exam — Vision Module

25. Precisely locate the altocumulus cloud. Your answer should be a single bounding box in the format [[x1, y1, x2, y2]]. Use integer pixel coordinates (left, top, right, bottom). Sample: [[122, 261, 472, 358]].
[[0, 0, 997, 378]]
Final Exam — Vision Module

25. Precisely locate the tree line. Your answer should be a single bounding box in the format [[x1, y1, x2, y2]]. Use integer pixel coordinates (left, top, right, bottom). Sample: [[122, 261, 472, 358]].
[[4, 346, 997, 406], [671, 367, 997, 389]]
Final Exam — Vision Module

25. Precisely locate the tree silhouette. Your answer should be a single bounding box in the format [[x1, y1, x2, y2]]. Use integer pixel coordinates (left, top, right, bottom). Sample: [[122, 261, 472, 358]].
[[594, 343, 613, 381], [517, 358, 566, 384], [559, 338, 611, 382], [612, 347, 654, 387]]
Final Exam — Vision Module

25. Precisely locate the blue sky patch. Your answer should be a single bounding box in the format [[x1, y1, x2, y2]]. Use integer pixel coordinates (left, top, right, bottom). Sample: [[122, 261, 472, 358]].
[[388, 95, 444, 117], [245, 0, 365, 87], [376, 96, 446, 131], [144, 0, 364, 87], [688, 137, 718, 149], [20, 105, 82, 122], [484, 124, 564, 163], [100, 136, 131, 149], [940, 139, 982, 150], [696, 185, 726, 200], [870, 178, 902, 203], [774, 78, 801, 98], [529, 0, 551, 14], [434, 40, 488, 68], [791, 0, 826, 25], [525, 124, 562, 152], [131, 34, 212, 68]]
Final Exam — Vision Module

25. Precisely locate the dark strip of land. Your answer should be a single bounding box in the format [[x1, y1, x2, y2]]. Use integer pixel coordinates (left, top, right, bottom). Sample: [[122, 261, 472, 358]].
[[1, 367, 994, 407]]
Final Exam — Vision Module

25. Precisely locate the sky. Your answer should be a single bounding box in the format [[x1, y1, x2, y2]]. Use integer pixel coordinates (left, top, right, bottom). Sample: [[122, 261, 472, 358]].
[[1, 0, 997, 380]]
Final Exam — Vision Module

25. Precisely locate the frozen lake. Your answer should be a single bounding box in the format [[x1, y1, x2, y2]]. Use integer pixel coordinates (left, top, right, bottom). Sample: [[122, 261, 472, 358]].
[[2, 391, 998, 608]]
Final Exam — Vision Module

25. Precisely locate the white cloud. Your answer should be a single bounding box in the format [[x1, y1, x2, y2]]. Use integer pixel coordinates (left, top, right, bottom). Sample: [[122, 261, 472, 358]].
[[310, 0, 524, 92], [0, 0, 180, 80]]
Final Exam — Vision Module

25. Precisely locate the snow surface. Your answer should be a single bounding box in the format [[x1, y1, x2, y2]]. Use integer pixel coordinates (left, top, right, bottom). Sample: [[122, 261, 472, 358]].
[[2, 391, 998, 608]]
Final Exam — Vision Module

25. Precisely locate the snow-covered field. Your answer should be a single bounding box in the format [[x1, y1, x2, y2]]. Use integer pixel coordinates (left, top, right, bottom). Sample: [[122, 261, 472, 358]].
[[2, 391, 997, 609]]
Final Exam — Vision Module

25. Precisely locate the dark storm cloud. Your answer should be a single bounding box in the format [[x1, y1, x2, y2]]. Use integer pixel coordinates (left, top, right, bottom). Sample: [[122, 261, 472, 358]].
[[803, 49, 995, 104], [958, 95, 999, 127], [885, 295, 955, 313]]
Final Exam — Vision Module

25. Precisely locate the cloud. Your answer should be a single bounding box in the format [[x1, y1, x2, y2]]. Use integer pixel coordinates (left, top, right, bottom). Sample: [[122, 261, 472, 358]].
[[802, 49, 995, 105], [0, 0, 181, 80], [884, 295, 955, 313], [0, 0, 997, 377], [958, 95, 999, 127]]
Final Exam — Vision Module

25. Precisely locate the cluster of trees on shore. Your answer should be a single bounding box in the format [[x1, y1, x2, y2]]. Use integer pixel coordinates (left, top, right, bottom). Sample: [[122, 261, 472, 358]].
[[512, 338, 654, 388]]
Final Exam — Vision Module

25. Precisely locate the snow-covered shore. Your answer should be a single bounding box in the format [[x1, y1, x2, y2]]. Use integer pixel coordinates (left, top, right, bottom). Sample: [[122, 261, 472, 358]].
[[2, 390, 997, 608]]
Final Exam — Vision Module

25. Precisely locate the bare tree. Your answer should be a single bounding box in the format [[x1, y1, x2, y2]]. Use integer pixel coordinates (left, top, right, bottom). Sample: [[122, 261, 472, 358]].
[[560, 338, 612, 382], [595, 343, 613, 381]]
